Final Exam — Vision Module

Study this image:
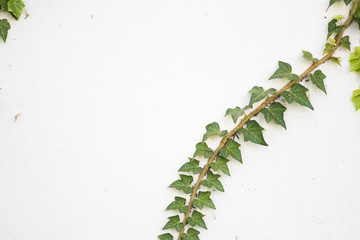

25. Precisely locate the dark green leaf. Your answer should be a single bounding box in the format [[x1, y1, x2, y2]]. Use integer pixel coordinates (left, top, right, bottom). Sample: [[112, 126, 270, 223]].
[[302, 50, 319, 63], [288, 83, 314, 110], [203, 122, 227, 141], [309, 70, 327, 94], [260, 102, 287, 129], [169, 175, 193, 194], [344, 0, 352, 5], [0, 19, 11, 42], [350, 46, 360, 72], [341, 36, 351, 51], [0, 0, 8, 11], [166, 197, 188, 213], [210, 156, 230, 176], [181, 228, 200, 240], [158, 233, 173, 240], [7, 0, 25, 19], [193, 191, 216, 210], [202, 171, 224, 192], [248, 86, 277, 105], [219, 139, 242, 163], [187, 210, 207, 229], [162, 215, 184, 232], [327, 0, 342, 10], [238, 120, 268, 146], [269, 61, 298, 80], [280, 91, 294, 104], [352, 87, 360, 111], [225, 106, 250, 123], [179, 158, 202, 174], [331, 56, 342, 66], [194, 142, 214, 158], [327, 19, 338, 39]]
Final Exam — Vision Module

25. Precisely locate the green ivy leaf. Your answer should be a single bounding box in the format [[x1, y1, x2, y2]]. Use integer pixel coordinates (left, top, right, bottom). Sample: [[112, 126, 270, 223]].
[[187, 210, 207, 229], [202, 171, 224, 192], [193, 191, 216, 210], [203, 122, 227, 141], [194, 142, 214, 158], [225, 106, 250, 123], [0, 19, 11, 42], [344, 0, 352, 5], [327, 0, 342, 10], [210, 156, 230, 176], [219, 139, 242, 163], [158, 233, 173, 240], [179, 158, 202, 174], [166, 196, 188, 213], [162, 215, 184, 232], [302, 50, 319, 63], [341, 36, 351, 51], [323, 42, 336, 55], [181, 228, 200, 240], [269, 61, 299, 80], [248, 86, 277, 105], [352, 87, 360, 111], [309, 70, 327, 94], [327, 18, 338, 38], [281, 84, 313, 110], [331, 56, 342, 66], [238, 120, 268, 146], [260, 102, 287, 129], [349, 46, 360, 72], [7, 0, 25, 20], [0, 0, 8, 11], [169, 175, 193, 194]]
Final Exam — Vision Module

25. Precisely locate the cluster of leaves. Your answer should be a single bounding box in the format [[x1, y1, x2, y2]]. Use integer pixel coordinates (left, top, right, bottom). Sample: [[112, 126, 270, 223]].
[[159, 1, 360, 239], [0, 0, 25, 42]]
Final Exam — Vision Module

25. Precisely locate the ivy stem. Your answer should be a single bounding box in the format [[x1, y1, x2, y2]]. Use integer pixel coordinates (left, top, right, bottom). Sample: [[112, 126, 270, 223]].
[[177, 1, 360, 239]]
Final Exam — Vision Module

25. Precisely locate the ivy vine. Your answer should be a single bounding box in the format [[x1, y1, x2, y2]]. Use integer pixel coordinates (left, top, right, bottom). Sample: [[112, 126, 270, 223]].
[[0, 0, 25, 42], [159, 0, 360, 239]]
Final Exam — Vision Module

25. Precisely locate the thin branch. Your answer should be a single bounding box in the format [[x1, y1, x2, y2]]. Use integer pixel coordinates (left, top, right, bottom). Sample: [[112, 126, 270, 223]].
[[177, 1, 360, 239]]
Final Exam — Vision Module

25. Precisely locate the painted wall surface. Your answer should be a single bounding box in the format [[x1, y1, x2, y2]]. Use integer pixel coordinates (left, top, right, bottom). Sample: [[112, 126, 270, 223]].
[[0, 0, 359, 239]]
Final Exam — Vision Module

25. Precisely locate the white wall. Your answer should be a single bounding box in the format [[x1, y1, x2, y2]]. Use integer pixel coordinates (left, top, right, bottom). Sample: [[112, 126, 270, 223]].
[[0, 0, 359, 239]]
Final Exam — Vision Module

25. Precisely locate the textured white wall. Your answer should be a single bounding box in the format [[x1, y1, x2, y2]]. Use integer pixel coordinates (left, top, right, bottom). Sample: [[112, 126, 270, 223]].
[[0, 0, 359, 239]]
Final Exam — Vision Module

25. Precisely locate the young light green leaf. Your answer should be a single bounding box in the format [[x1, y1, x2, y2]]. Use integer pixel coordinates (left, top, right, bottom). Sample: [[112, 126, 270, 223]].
[[7, 0, 25, 19], [344, 0, 352, 5], [202, 171, 224, 192], [162, 215, 184, 232], [169, 175, 193, 194], [341, 36, 351, 51], [210, 156, 230, 176], [289, 83, 314, 110], [238, 120, 268, 146], [187, 210, 207, 229], [181, 228, 200, 240], [158, 233, 173, 240], [349, 46, 360, 72], [248, 86, 277, 105], [260, 102, 287, 129], [0, 19, 11, 42], [333, 15, 344, 20], [193, 191, 216, 210], [323, 42, 336, 55], [225, 106, 250, 123], [203, 122, 227, 141], [179, 158, 202, 174], [194, 142, 214, 158], [166, 196, 188, 213], [327, 0, 342, 10], [302, 50, 319, 63], [269, 61, 299, 80], [352, 87, 360, 111], [331, 56, 342, 66], [309, 70, 327, 94], [219, 139, 242, 163], [0, 0, 8, 11]]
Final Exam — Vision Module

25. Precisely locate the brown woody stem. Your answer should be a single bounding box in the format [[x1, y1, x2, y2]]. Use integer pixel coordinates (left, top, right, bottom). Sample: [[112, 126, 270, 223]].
[[177, 1, 360, 239]]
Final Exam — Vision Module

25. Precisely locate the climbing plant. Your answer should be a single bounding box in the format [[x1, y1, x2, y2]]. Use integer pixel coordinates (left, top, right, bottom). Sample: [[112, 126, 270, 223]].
[[159, 1, 360, 239], [0, 0, 25, 42]]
